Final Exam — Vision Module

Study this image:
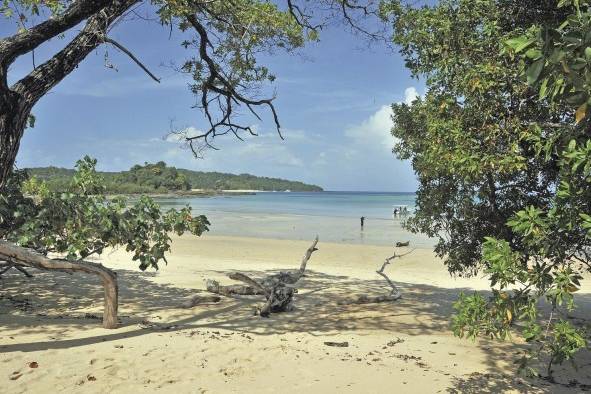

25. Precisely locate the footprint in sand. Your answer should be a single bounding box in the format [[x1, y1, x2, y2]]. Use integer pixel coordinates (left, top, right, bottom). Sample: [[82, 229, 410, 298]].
[[9, 371, 23, 381]]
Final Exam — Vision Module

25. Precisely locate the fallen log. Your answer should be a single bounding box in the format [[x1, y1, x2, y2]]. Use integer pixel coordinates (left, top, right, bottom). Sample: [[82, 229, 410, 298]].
[[205, 279, 265, 296], [206, 236, 319, 317], [181, 294, 222, 308], [337, 294, 401, 305]]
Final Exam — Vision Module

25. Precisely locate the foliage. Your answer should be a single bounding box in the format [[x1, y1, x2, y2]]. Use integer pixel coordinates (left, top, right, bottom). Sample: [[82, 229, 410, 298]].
[[118, 161, 191, 192], [505, 0, 591, 121], [178, 169, 323, 191], [25, 162, 323, 193], [386, 0, 589, 377], [0, 156, 209, 270]]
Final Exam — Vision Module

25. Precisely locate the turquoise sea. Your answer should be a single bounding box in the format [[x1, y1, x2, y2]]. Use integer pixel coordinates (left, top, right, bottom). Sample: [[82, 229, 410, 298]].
[[153, 192, 435, 248]]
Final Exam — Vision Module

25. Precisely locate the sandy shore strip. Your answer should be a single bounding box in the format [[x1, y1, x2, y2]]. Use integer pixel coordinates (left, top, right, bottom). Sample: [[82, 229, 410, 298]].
[[191, 189, 264, 193], [1, 235, 590, 393]]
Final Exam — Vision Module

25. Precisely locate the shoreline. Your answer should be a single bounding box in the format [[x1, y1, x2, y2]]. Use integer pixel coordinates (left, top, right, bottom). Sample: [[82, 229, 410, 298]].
[[107, 189, 326, 199]]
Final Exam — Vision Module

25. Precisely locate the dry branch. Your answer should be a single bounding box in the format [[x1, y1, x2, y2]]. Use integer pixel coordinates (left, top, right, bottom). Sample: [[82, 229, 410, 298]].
[[102, 37, 161, 83], [181, 294, 222, 308], [338, 245, 413, 306], [205, 278, 265, 296], [228, 272, 270, 296], [298, 236, 319, 277], [206, 236, 319, 317]]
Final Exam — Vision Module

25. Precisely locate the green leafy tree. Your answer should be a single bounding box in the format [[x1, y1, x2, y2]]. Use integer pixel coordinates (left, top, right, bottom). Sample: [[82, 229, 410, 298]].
[[0, 156, 209, 328], [386, 0, 589, 378]]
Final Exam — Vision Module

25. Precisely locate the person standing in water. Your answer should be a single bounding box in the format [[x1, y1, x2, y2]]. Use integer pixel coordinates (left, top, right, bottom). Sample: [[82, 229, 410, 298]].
[[360, 216, 365, 229]]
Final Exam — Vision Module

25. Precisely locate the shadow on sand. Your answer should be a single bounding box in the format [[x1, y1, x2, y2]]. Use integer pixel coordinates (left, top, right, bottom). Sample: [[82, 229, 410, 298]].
[[1, 266, 590, 392]]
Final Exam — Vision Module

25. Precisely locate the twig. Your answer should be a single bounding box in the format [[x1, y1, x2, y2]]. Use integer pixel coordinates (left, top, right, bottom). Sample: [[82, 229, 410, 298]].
[[103, 37, 160, 83]]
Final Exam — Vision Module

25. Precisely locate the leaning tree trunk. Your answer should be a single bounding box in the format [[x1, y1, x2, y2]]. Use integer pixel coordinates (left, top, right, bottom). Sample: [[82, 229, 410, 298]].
[[0, 241, 119, 328], [0, 93, 29, 187], [0, 0, 140, 188]]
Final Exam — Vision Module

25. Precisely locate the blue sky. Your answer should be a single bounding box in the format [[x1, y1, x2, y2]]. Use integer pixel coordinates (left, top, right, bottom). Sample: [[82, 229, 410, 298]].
[[4, 7, 422, 191]]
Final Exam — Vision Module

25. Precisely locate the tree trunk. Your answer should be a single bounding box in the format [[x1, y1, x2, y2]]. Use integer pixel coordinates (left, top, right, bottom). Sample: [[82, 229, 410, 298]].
[[102, 269, 119, 329], [0, 240, 119, 329], [0, 93, 28, 187]]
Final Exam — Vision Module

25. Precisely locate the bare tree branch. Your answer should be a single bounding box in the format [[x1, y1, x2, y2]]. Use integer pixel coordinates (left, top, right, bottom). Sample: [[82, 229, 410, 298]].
[[103, 37, 161, 83], [179, 13, 283, 154]]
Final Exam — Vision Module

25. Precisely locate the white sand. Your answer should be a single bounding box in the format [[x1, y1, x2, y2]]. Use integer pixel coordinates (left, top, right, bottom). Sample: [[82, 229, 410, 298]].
[[1, 235, 590, 393]]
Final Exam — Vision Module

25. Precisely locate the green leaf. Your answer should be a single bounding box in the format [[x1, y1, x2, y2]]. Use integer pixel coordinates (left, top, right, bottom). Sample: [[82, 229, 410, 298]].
[[506, 36, 535, 53], [527, 59, 545, 85], [539, 78, 549, 99]]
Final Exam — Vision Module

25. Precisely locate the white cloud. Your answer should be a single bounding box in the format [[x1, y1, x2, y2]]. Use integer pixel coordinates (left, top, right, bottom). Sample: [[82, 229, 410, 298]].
[[404, 87, 419, 105], [343, 86, 419, 153], [344, 104, 395, 150]]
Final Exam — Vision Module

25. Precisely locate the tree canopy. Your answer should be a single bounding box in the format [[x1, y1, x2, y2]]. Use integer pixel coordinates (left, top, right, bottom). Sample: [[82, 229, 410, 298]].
[[388, 0, 590, 378], [1, 157, 210, 269], [0, 156, 210, 327]]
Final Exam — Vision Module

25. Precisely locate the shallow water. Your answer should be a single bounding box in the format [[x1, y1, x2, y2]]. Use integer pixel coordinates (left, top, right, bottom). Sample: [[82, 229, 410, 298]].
[[152, 191, 435, 248]]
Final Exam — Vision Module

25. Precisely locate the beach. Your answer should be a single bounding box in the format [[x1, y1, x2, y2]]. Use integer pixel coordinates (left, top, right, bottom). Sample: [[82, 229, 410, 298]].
[[3, 0, 588, 392], [2, 234, 591, 393]]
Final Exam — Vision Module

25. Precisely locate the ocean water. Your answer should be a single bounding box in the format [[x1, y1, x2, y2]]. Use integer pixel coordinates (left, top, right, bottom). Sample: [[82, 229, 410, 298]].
[[152, 192, 435, 248]]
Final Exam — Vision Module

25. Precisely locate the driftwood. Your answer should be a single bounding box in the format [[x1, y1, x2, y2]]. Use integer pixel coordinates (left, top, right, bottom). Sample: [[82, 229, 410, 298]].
[[205, 279, 265, 296], [337, 294, 402, 305], [338, 245, 414, 306], [0, 240, 119, 329], [324, 341, 349, 347], [206, 236, 319, 317], [181, 294, 222, 308]]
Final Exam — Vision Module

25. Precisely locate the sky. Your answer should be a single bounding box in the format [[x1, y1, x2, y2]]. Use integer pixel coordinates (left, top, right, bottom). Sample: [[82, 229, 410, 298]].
[[3, 5, 423, 192]]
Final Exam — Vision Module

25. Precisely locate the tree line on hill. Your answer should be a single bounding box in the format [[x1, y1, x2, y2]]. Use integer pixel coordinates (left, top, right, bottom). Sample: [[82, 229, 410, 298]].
[[25, 161, 323, 194]]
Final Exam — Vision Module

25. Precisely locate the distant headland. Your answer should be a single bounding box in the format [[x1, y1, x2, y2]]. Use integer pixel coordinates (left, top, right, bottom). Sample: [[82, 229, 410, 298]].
[[25, 161, 323, 195]]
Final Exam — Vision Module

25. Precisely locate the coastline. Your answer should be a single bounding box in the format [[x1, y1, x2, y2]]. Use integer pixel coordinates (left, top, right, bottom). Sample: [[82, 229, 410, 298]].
[[107, 190, 256, 199], [107, 188, 324, 199], [2, 234, 590, 392]]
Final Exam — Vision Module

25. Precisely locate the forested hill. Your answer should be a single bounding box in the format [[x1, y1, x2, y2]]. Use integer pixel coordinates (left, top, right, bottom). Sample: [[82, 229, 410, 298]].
[[25, 162, 323, 194]]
